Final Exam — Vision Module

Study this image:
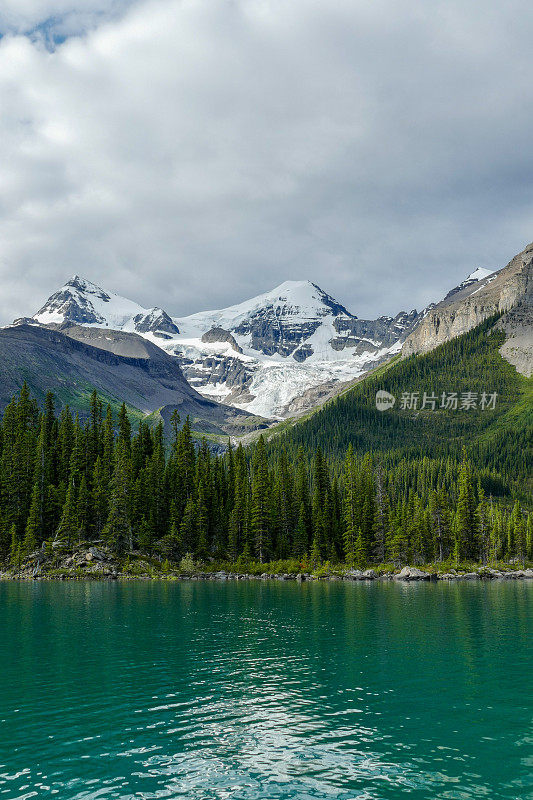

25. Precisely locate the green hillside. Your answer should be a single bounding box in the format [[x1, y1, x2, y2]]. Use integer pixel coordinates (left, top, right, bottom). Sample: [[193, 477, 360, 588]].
[[277, 317, 531, 489]]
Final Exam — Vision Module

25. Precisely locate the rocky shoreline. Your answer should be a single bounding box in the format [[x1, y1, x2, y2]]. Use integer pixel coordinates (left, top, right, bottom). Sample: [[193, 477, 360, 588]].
[[1, 548, 532, 582]]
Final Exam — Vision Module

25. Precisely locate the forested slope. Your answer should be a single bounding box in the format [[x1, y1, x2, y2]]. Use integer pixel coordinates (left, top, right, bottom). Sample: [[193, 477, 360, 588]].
[[277, 317, 531, 489], [1, 317, 531, 574]]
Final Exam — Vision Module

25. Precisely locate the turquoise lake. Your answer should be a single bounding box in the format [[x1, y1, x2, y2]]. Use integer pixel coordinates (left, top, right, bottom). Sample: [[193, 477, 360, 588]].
[[0, 580, 531, 799]]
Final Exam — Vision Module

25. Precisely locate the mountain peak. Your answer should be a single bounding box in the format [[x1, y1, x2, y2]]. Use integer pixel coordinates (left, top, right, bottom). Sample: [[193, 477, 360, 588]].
[[267, 279, 319, 295], [239, 279, 354, 320], [33, 276, 181, 339], [67, 275, 104, 290]]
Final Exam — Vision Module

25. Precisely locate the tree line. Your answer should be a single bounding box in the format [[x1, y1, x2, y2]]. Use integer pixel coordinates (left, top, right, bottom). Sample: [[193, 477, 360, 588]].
[[1, 385, 531, 569]]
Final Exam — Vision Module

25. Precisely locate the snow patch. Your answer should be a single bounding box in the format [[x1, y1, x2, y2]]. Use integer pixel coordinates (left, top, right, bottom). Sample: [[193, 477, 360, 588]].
[[466, 267, 495, 282]]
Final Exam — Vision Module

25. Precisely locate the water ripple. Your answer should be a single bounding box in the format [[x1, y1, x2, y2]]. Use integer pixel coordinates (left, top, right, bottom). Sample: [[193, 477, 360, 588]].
[[0, 581, 531, 799]]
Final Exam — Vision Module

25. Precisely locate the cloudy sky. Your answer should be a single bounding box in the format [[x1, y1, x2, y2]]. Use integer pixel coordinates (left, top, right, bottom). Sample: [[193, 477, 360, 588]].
[[1, 0, 533, 323]]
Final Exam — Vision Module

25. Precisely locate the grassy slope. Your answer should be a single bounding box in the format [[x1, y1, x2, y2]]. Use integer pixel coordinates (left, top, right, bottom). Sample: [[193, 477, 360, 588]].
[[23, 379, 147, 428]]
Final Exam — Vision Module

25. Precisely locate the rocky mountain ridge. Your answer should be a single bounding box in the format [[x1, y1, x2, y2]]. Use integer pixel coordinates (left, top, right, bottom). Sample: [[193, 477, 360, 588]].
[[27, 278, 423, 417], [402, 244, 532, 363], [20, 244, 532, 417]]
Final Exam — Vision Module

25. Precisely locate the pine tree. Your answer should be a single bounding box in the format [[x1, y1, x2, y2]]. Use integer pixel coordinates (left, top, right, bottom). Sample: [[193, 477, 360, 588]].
[[429, 489, 450, 562], [294, 502, 308, 560], [169, 410, 181, 453], [343, 517, 356, 567], [454, 450, 478, 561], [23, 483, 41, 555], [147, 442, 166, 541], [476, 488, 489, 564], [138, 519, 155, 555], [360, 453, 375, 546], [343, 447, 358, 566], [179, 417, 195, 486], [251, 436, 270, 562], [196, 484, 209, 559], [275, 450, 293, 559], [56, 479, 77, 549], [92, 456, 109, 537], [372, 462, 388, 563], [180, 496, 197, 555], [488, 501, 502, 563], [311, 493, 326, 562], [294, 449, 310, 556], [8, 524, 20, 566], [76, 475, 90, 542], [103, 439, 132, 554], [310, 535, 321, 567], [159, 500, 184, 562], [87, 390, 103, 470], [515, 515, 527, 566], [227, 444, 248, 559], [354, 527, 367, 568], [508, 500, 522, 560], [410, 497, 428, 565]]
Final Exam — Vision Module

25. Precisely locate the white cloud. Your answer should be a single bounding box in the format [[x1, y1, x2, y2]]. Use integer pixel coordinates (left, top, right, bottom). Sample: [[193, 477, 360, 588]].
[[1, 0, 533, 324]]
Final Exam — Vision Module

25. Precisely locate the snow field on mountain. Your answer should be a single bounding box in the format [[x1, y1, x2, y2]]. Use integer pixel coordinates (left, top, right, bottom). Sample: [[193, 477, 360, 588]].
[[29, 267, 496, 418]]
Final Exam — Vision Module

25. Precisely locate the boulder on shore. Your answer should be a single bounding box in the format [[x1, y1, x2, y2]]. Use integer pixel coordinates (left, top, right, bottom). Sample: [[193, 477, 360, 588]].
[[394, 566, 435, 581], [502, 569, 533, 579], [478, 568, 504, 579], [343, 569, 363, 581], [362, 569, 376, 580]]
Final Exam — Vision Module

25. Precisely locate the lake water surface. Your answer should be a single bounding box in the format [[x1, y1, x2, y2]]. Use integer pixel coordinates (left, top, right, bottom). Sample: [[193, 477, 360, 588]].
[[0, 580, 531, 799]]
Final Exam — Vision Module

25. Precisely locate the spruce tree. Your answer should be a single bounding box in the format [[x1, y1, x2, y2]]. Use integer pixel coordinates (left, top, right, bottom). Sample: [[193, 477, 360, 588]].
[[294, 502, 308, 560], [92, 456, 108, 537], [251, 436, 270, 562], [354, 527, 367, 568], [8, 524, 19, 564], [196, 484, 209, 559], [103, 439, 132, 554], [56, 479, 77, 549], [76, 475, 90, 543], [180, 496, 197, 555], [455, 450, 478, 561], [372, 462, 388, 563]]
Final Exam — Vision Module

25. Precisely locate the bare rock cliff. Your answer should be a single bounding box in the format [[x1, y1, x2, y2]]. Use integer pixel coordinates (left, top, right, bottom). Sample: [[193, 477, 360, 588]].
[[402, 243, 533, 370]]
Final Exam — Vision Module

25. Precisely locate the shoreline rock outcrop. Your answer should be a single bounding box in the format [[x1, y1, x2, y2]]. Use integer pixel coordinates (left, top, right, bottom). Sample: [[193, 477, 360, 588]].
[[2, 547, 532, 582]]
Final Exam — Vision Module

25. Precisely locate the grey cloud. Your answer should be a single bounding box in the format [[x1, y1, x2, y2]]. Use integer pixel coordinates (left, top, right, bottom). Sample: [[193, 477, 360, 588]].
[[1, 0, 533, 325], [0, 0, 139, 41]]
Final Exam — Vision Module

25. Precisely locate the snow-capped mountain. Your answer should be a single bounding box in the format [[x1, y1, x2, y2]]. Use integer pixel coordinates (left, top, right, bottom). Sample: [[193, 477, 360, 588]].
[[26, 277, 422, 418], [12, 247, 531, 418], [33, 276, 180, 339]]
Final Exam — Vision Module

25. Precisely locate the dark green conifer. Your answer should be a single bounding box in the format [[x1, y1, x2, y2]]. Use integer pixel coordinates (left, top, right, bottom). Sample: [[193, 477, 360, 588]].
[[251, 436, 270, 562]]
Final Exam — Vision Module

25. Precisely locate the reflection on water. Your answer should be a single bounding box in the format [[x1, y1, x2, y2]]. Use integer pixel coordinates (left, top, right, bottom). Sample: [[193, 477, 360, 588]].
[[0, 581, 531, 799]]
